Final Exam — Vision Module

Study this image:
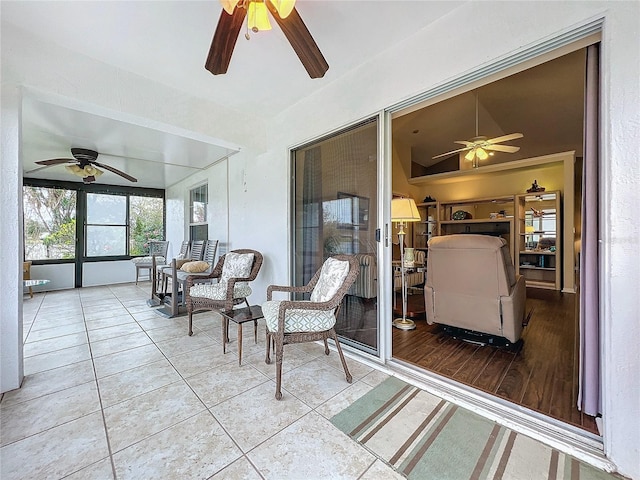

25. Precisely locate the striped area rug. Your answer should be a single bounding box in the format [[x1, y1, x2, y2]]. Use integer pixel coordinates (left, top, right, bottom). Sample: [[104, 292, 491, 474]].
[[330, 377, 616, 480]]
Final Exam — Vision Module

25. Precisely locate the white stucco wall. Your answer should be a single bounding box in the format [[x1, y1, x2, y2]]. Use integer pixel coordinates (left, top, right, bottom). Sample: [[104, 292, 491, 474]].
[[1, 1, 638, 477]]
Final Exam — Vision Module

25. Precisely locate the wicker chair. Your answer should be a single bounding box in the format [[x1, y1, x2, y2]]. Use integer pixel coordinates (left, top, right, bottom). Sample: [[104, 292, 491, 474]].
[[262, 254, 359, 400], [131, 240, 169, 285], [185, 249, 263, 336]]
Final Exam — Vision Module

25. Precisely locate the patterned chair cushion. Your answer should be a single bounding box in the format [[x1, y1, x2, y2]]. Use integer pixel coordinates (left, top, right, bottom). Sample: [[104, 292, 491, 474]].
[[180, 261, 210, 273], [262, 300, 336, 333], [131, 256, 166, 265], [221, 252, 254, 285], [310, 257, 350, 302], [190, 283, 252, 300]]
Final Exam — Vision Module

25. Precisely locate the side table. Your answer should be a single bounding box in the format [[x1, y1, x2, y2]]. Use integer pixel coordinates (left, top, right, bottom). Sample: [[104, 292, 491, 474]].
[[220, 305, 264, 365]]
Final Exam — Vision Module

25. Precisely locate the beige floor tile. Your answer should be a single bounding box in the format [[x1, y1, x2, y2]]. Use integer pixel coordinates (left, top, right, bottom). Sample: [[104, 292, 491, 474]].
[[90, 331, 152, 358], [248, 411, 376, 479], [104, 381, 205, 452], [25, 321, 87, 343], [29, 313, 85, 331], [97, 359, 180, 407], [144, 323, 187, 343], [2, 359, 95, 406], [210, 381, 311, 452], [136, 315, 186, 331], [240, 346, 316, 380], [0, 411, 109, 480], [155, 333, 216, 358], [315, 380, 375, 420], [168, 344, 236, 378], [0, 381, 100, 446], [23, 343, 92, 375], [280, 358, 353, 408], [186, 362, 270, 407], [85, 314, 135, 331], [112, 411, 241, 479], [23, 331, 88, 358], [210, 456, 262, 479], [360, 368, 391, 388], [84, 307, 129, 321], [360, 459, 405, 479], [131, 309, 169, 322], [88, 322, 144, 343], [93, 343, 165, 378], [319, 350, 374, 381], [63, 457, 114, 479], [81, 298, 123, 308]]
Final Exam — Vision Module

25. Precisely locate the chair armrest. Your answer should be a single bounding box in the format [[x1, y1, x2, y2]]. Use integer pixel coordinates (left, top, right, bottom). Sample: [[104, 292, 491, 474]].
[[267, 284, 312, 300], [500, 275, 526, 343]]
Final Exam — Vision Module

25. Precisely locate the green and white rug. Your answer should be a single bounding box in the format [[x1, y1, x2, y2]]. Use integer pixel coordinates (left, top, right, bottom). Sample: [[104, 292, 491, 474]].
[[331, 377, 617, 480]]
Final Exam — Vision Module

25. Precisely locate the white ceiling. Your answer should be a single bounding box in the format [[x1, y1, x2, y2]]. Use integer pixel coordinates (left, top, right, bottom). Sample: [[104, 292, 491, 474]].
[[2, 0, 465, 188]]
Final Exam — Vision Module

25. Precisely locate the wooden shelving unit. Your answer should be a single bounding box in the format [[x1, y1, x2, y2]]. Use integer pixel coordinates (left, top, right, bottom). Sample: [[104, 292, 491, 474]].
[[515, 191, 561, 290], [413, 202, 438, 252]]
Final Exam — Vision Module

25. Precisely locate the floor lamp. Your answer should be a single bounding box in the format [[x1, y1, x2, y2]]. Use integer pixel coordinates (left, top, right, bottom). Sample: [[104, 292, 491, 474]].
[[391, 197, 421, 330]]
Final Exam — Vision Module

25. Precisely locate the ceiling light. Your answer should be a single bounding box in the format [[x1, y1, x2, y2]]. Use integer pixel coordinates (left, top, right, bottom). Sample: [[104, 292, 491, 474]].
[[247, 1, 271, 32], [476, 147, 489, 160], [270, 0, 296, 18], [65, 164, 103, 180]]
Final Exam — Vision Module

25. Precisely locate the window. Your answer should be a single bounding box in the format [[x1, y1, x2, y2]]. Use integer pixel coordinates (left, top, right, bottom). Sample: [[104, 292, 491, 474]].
[[86, 193, 127, 256], [130, 196, 164, 255], [189, 184, 208, 241], [23, 186, 77, 260]]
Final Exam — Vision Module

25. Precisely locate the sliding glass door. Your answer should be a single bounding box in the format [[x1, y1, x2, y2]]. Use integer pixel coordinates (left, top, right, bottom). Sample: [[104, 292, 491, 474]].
[[292, 117, 379, 354]]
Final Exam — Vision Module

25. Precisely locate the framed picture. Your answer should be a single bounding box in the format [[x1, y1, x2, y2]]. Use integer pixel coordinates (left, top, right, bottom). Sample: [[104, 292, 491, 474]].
[[337, 192, 369, 230]]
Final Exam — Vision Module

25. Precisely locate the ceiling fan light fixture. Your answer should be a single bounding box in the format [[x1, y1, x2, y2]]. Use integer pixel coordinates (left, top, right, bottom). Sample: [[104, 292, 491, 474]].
[[464, 149, 476, 162], [220, 0, 240, 15], [270, 0, 296, 18], [476, 147, 489, 160], [248, 1, 271, 32], [65, 164, 103, 179]]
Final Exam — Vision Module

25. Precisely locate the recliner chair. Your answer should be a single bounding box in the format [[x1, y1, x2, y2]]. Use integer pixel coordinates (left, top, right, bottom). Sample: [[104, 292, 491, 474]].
[[424, 234, 526, 345]]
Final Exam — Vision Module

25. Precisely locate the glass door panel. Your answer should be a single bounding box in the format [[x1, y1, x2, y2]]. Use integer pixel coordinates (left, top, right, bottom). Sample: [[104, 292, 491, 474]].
[[292, 118, 379, 354]]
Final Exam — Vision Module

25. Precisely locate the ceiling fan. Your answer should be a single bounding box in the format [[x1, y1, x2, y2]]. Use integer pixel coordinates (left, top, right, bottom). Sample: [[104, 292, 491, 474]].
[[205, 0, 329, 78], [432, 92, 523, 168], [28, 148, 137, 184]]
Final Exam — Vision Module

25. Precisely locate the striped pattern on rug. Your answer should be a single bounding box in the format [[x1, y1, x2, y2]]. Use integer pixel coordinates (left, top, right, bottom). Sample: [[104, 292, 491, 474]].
[[330, 377, 617, 480]]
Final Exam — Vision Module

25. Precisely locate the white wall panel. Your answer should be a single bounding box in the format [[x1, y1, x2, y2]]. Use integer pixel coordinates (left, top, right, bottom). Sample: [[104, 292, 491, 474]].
[[83, 261, 136, 287]]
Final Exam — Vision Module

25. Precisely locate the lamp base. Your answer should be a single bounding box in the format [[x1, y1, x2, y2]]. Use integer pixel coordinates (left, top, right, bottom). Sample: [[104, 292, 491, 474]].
[[393, 318, 416, 330]]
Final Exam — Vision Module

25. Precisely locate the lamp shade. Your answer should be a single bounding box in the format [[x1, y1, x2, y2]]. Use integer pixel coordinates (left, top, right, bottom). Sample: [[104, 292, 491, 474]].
[[391, 198, 421, 223], [248, 1, 272, 31]]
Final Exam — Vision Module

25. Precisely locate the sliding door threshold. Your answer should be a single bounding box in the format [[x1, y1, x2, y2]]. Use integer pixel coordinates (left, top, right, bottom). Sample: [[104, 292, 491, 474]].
[[386, 358, 615, 473]]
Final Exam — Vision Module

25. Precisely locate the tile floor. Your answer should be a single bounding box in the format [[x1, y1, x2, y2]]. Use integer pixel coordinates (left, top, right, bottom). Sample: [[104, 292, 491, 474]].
[[0, 283, 612, 479]]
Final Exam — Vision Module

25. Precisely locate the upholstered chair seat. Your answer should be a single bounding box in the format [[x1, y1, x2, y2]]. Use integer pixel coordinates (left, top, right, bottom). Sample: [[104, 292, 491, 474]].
[[262, 300, 336, 333], [190, 282, 252, 302]]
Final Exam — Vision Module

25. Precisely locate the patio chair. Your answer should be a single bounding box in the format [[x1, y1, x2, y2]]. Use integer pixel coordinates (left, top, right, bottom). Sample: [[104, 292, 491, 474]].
[[155, 240, 218, 317], [185, 249, 263, 336], [131, 240, 169, 285], [262, 254, 359, 400]]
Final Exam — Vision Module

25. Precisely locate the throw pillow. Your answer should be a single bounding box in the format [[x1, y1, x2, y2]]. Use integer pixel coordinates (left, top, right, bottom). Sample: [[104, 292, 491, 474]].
[[175, 259, 191, 269], [221, 253, 255, 282], [310, 257, 350, 302], [180, 261, 210, 273]]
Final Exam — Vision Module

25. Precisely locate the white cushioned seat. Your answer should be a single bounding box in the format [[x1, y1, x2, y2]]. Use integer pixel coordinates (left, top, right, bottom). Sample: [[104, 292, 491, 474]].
[[131, 256, 166, 265], [189, 283, 252, 301], [262, 300, 336, 333]]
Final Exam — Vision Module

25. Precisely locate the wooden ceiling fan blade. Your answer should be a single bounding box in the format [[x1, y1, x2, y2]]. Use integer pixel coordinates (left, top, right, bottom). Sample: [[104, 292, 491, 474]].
[[35, 158, 75, 166], [25, 164, 57, 175], [432, 147, 471, 159], [484, 144, 520, 153], [267, 4, 328, 79], [94, 161, 138, 183], [486, 133, 523, 144], [205, 7, 247, 75]]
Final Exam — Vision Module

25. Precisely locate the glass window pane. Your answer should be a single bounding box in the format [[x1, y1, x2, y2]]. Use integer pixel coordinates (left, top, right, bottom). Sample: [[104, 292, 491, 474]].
[[190, 184, 207, 224], [86, 226, 127, 256], [129, 196, 164, 255], [23, 186, 77, 260], [292, 118, 378, 353], [87, 193, 126, 224]]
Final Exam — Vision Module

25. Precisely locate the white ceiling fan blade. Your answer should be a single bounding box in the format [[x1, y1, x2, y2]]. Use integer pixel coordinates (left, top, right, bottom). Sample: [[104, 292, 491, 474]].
[[432, 146, 472, 160], [486, 133, 523, 144], [484, 144, 521, 153], [454, 140, 474, 147]]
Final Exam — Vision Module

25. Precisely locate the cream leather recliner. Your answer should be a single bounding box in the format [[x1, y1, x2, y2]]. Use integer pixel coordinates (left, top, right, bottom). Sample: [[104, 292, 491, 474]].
[[424, 234, 526, 344]]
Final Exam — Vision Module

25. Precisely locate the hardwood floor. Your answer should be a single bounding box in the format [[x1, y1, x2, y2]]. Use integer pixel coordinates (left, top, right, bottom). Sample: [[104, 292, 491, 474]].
[[392, 288, 599, 434]]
